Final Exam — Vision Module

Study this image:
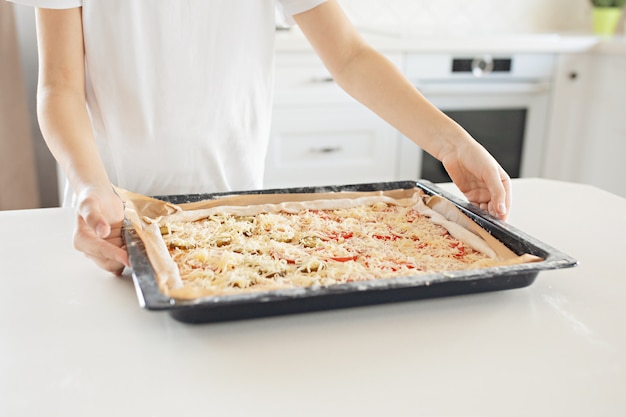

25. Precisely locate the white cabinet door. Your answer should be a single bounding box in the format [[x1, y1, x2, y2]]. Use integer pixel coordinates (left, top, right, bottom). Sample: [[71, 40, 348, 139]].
[[265, 52, 404, 189], [576, 53, 626, 198], [264, 104, 400, 189], [544, 52, 626, 198]]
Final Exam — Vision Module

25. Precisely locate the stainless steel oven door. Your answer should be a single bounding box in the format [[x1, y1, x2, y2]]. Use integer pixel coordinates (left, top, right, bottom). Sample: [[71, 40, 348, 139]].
[[397, 68, 553, 183]]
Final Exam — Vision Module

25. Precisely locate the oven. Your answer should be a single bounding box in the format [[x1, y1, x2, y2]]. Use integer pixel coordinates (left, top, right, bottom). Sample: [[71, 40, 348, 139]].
[[397, 53, 556, 183]]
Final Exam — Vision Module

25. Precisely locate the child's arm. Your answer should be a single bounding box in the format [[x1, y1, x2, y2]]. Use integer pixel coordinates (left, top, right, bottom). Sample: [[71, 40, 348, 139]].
[[35, 8, 128, 273], [293, 1, 511, 220]]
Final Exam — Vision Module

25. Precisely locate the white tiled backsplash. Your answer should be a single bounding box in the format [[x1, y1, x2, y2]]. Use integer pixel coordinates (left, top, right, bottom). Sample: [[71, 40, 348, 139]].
[[339, 0, 594, 36]]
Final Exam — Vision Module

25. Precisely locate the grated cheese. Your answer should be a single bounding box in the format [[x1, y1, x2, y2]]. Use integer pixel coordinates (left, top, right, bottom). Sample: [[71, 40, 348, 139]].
[[158, 198, 500, 295]]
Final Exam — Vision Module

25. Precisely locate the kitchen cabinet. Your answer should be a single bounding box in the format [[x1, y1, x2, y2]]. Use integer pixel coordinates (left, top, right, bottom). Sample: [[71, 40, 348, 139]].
[[544, 50, 626, 198], [264, 52, 406, 188]]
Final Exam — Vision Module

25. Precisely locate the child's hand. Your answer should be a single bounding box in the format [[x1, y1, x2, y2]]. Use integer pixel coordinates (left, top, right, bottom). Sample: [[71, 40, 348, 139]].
[[440, 140, 512, 221], [73, 186, 129, 275]]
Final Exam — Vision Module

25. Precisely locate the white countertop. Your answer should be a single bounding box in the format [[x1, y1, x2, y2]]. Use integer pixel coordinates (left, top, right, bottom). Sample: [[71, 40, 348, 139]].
[[1, 178, 625, 417], [276, 28, 626, 55]]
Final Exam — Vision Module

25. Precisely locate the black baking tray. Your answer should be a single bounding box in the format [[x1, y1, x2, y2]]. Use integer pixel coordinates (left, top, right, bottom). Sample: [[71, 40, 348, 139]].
[[124, 180, 577, 323]]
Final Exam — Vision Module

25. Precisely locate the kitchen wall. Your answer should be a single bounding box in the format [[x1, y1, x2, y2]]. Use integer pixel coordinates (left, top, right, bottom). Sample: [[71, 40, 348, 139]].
[[340, 0, 593, 36]]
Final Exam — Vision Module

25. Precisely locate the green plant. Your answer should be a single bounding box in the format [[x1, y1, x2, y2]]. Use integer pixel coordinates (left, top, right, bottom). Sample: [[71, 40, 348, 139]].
[[591, 0, 626, 7]]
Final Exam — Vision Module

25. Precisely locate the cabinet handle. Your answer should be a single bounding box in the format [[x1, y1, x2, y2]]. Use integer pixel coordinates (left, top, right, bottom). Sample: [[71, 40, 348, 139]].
[[310, 146, 342, 154], [310, 76, 334, 83]]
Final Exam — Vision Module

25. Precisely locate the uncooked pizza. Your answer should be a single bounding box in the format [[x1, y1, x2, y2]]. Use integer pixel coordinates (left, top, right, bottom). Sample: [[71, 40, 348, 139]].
[[121, 187, 540, 300]]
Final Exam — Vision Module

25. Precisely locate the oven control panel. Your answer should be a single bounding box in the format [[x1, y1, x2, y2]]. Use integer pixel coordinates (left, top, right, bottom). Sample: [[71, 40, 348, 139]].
[[452, 56, 512, 76], [405, 53, 555, 81]]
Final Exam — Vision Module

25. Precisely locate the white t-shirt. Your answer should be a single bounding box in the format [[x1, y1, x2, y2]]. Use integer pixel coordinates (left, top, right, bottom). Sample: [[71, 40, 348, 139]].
[[8, 0, 326, 204]]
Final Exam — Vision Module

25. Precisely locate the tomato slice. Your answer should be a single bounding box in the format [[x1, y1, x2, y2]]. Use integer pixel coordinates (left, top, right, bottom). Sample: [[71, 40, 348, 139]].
[[373, 234, 400, 241], [390, 261, 416, 271], [270, 252, 296, 264], [325, 231, 354, 241], [329, 255, 359, 262], [405, 209, 421, 223]]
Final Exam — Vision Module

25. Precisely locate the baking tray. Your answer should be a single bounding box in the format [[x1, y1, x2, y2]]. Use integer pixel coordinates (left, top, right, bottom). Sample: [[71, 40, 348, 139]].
[[124, 180, 577, 323]]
